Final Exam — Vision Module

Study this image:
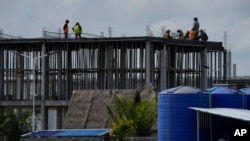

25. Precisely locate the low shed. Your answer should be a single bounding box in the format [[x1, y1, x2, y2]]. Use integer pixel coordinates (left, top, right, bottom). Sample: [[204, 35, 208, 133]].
[[21, 129, 111, 141]]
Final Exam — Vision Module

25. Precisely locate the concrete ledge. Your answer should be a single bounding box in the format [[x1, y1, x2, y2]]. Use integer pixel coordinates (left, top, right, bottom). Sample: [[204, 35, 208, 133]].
[[0, 100, 70, 107]]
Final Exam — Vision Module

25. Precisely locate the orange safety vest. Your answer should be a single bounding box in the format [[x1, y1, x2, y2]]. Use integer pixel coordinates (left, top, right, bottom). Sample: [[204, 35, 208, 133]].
[[189, 30, 196, 40], [63, 24, 68, 33], [64, 27, 68, 33]]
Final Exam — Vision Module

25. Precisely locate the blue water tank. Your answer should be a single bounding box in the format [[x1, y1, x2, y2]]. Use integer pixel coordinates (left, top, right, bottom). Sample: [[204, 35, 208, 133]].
[[208, 87, 243, 141], [158, 86, 209, 141], [239, 87, 250, 109], [208, 87, 243, 108]]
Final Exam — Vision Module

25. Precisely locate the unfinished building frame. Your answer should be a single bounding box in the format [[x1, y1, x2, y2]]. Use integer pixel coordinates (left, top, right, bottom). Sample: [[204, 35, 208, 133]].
[[0, 36, 226, 129]]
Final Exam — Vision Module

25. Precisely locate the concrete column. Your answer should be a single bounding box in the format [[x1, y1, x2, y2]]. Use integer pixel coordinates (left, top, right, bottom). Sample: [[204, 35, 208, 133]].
[[0, 48, 4, 100], [105, 44, 113, 89], [233, 64, 236, 78], [91, 49, 98, 89], [57, 108, 62, 129], [223, 51, 227, 80], [160, 44, 168, 90], [57, 50, 62, 99], [97, 47, 105, 89], [16, 53, 23, 100], [145, 41, 151, 84], [200, 46, 208, 89], [56, 48, 63, 129], [41, 42, 48, 130], [169, 46, 176, 87], [227, 51, 231, 79], [66, 43, 72, 99], [218, 52, 222, 80], [177, 51, 184, 86], [120, 47, 126, 89], [104, 45, 108, 89]]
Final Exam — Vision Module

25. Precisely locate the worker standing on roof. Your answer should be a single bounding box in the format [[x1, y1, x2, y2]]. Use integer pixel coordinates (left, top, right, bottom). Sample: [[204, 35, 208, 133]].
[[177, 29, 184, 39], [193, 17, 200, 40], [164, 29, 172, 39], [63, 20, 70, 39], [72, 22, 82, 39], [198, 29, 208, 41]]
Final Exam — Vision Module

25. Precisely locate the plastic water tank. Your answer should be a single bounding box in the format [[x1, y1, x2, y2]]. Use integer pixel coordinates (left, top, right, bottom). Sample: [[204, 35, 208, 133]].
[[207, 86, 243, 141], [158, 86, 209, 141], [239, 87, 250, 109], [208, 87, 243, 108]]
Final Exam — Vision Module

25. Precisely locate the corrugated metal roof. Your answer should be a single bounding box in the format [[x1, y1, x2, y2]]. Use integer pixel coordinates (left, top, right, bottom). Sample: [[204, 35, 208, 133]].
[[189, 107, 250, 122], [22, 129, 111, 137]]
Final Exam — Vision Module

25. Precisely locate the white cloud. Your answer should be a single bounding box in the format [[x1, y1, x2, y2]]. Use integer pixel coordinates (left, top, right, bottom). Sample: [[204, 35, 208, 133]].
[[0, 0, 250, 75]]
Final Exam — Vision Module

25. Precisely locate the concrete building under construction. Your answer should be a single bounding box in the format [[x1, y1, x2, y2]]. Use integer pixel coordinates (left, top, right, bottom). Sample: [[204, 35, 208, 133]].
[[0, 30, 227, 130]]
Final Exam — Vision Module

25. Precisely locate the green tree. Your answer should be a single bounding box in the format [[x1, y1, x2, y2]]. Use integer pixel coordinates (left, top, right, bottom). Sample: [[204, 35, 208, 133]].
[[0, 109, 31, 141], [107, 92, 156, 141]]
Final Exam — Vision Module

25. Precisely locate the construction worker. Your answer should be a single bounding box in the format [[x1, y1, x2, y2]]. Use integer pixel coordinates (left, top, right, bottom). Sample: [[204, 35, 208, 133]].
[[72, 22, 82, 39], [63, 20, 69, 39], [193, 17, 200, 40], [193, 17, 199, 33], [184, 31, 190, 40], [177, 29, 184, 39], [198, 29, 208, 41], [189, 28, 196, 40], [164, 29, 172, 39]]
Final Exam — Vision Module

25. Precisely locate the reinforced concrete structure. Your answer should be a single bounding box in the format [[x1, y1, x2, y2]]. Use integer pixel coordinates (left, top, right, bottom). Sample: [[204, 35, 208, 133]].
[[0, 31, 226, 130]]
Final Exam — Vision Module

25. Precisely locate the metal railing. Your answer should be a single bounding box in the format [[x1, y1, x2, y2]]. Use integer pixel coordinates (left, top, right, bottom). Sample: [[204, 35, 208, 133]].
[[42, 30, 105, 39], [0, 29, 22, 39], [0, 29, 104, 40]]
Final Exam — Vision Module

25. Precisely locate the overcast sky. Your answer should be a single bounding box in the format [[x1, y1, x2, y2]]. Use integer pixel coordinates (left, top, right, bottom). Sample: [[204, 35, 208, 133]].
[[1, 0, 250, 76]]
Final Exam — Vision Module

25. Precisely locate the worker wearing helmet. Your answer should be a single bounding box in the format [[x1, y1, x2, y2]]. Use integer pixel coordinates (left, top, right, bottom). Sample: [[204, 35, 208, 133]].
[[177, 29, 184, 40], [198, 29, 208, 41], [63, 20, 70, 39], [72, 22, 82, 39], [164, 29, 172, 39]]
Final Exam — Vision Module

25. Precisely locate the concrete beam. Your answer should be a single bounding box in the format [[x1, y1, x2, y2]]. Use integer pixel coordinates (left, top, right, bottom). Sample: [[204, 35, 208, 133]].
[[0, 100, 70, 107]]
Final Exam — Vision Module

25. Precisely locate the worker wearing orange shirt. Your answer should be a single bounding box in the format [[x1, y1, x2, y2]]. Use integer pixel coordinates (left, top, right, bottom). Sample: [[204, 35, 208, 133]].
[[63, 20, 70, 39], [189, 27, 196, 40]]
